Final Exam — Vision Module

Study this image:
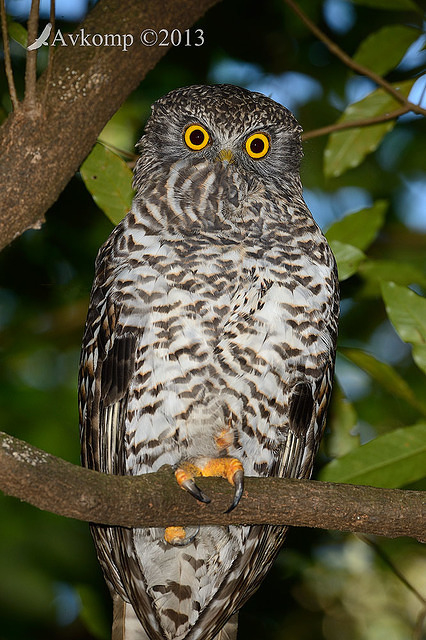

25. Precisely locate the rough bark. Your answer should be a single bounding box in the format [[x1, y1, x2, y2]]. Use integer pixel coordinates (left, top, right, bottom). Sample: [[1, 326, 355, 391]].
[[0, 0, 220, 249], [1, 431, 424, 541]]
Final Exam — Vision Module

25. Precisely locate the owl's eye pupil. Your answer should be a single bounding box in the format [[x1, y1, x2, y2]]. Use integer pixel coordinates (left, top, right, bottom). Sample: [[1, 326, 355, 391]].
[[189, 129, 205, 146], [250, 138, 265, 154]]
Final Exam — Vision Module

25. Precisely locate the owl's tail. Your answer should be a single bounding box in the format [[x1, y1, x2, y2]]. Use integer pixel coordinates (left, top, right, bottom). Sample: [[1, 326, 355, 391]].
[[112, 594, 150, 640], [214, 613, 239, 640], [112, 594, 239, 640]]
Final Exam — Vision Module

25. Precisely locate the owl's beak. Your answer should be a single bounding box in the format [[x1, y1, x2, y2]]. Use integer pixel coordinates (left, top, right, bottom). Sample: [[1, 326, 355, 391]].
[[215, 148, 235, 165]]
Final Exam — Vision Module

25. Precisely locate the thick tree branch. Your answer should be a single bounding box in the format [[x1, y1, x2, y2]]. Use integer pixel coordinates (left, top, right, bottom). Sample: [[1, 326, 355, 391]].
[[1, 431, 424, 542], [0, 0, 220, 250]]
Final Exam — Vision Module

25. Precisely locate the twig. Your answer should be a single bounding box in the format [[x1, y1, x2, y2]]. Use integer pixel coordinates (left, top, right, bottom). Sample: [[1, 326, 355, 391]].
[[24, 0, 40, 111], [0, 430, 425, 541], [302, 106, 408, 141], [283, 0, 426, 118], [359, 535, 425, 605], [98, 138, 138, 162], [0, 0, 19, 109], [43, 0, 55, 106], [359, 535, 426, 640]]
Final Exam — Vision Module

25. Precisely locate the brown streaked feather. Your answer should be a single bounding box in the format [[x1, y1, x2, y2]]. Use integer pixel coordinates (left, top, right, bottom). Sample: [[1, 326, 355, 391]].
[[102, 333, 137, 407], [289, 381, 314, 436], [215, 613, 238, 640]]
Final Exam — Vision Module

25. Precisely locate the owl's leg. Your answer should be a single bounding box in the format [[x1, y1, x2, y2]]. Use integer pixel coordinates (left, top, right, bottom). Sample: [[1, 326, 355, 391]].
[[175, 456, 244, 512]]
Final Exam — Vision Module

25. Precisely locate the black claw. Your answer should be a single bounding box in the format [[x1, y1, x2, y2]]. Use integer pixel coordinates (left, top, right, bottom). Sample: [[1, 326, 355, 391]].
[[169, 527, 200, 547], [181, 478, 211, 504], [224, 469, 244, 514]]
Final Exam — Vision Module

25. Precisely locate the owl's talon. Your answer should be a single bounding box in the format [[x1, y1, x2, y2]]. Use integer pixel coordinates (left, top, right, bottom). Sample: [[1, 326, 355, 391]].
[[164, 526, 200, 546], [224, 468, 244, 514], [175, 456, 244, 510], [181, 477, 211, 504]]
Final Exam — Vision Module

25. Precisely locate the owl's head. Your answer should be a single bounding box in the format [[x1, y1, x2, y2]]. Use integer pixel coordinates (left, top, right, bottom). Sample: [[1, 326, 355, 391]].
[[134, 84, 303, 194]]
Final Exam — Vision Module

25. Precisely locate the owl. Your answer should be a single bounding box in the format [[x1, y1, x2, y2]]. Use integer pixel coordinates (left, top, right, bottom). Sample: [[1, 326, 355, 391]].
[[79, 84, 339, 640]]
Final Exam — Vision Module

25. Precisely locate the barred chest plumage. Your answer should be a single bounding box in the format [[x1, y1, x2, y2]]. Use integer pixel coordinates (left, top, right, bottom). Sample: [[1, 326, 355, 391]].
[[99, 156, 337, 481]]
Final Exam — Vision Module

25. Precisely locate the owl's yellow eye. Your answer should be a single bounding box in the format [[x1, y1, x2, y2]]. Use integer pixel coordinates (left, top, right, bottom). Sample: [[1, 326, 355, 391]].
[[245, 132, 270, 159], [184, 124, 210, 151]]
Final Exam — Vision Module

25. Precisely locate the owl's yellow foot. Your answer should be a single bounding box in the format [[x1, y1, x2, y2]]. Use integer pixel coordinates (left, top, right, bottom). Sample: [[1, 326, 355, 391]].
[[164, 525, 199, 546], [175, 457, 244, 513]]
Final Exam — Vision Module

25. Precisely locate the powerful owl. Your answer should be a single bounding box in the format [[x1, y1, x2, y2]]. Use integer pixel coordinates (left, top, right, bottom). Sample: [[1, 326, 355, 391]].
[[79, 84, 339, 640]]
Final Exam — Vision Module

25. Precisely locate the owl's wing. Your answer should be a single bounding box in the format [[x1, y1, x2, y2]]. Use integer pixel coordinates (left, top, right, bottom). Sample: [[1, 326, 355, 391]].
[[79, 232, 141, 603], [79, 229, 134, 476]]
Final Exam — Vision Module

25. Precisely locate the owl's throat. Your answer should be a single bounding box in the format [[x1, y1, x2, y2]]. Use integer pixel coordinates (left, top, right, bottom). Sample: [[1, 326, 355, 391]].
[[164, 159, 258, 233]]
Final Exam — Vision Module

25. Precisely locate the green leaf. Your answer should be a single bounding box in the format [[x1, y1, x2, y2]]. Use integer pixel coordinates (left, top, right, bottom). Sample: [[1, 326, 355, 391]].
[[80, 143, 134, 225], [358, 258, 426, 297], [7, 21, 28, 48], [329, 241, 365, 281], [327, 385, 360, 458], [382, 282, 426, 374], [326, 200, 387, 251], [350, 0, 421, 10], [381, 282, 426, 345], [324, 80, 415, 178], [340, 348, 426, 416], [412, 345, 426, 376], [353, 25, 420, 76], [320, 424, 426, 487]]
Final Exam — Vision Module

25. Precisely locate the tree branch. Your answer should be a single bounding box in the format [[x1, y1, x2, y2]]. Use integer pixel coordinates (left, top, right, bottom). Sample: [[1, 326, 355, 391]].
[[283, 0, 426, 118], [42, 0, 56, 108], [24, 0, 40, 112], [1, 431, 424, 542], [302, 106, 408, 141], [0, 0, 18, 110], [0, 0, 220, 251]]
